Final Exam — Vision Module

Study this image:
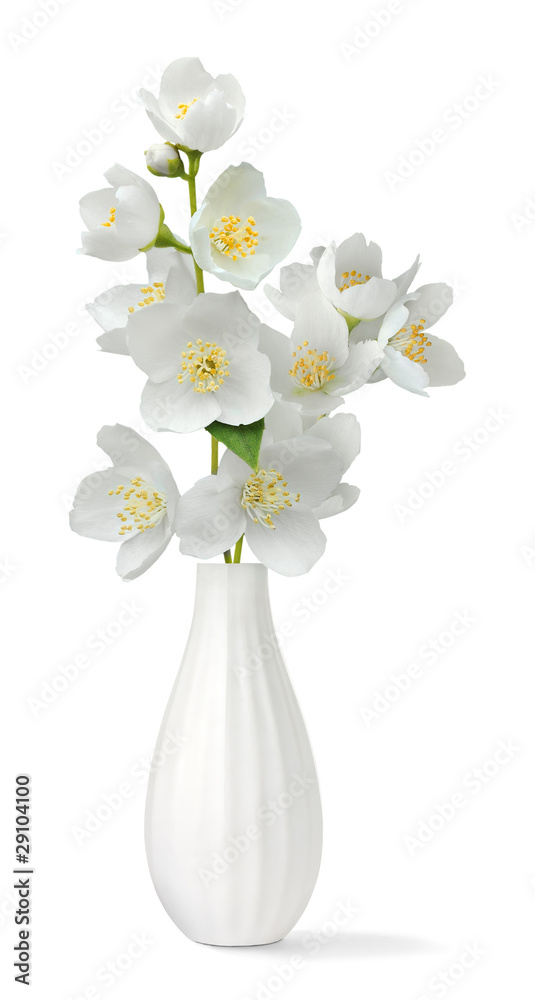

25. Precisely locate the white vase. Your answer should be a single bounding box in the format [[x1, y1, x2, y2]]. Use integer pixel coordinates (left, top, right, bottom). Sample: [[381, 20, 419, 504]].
[[145, 563, 323, 946]]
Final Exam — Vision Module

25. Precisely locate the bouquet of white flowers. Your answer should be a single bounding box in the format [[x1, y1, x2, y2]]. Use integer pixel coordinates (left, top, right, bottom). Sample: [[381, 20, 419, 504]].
[[70, 56, 465, 579]]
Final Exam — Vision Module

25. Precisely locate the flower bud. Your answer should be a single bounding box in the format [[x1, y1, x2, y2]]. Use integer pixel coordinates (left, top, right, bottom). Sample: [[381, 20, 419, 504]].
[[145, 143, 184, 179]]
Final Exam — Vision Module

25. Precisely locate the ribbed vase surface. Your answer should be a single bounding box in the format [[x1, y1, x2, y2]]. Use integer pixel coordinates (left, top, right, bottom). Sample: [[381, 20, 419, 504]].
[[145, 563, 323, 946]]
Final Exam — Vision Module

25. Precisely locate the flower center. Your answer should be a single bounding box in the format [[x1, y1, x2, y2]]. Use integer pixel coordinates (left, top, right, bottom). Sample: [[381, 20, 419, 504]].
[[127, 282, 166, 314], [338, 269, 371, 292], [391, 319, 431, 364], [289, 340, 336, 390], [175, 98, 198, 120], [241, 468, 300, 529], [109, 477, 167, 536], [101, 206, 116, 228], [209, 215, 259, 262], [177, 338, 230, 393]]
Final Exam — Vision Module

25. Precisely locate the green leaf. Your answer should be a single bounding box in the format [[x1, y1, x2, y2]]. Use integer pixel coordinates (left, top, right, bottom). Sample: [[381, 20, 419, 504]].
[[206, 419, 264, 471]]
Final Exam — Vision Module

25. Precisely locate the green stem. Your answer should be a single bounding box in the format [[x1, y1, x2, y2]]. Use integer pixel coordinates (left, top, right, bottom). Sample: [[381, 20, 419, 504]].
[[184, 150, 230, 566], [233, 535, 244, 564], [211, 435, 218, 476], [186, 152, 204, 294]]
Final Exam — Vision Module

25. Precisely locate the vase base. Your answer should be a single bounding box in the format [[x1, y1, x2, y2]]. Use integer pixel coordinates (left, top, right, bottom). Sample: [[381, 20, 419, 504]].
[[192, 937, 284, 948]]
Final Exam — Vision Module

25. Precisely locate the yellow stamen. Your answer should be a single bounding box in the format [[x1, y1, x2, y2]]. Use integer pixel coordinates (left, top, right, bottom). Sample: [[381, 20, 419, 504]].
[[177, 340, 229, 393], [175, 98, 198, 120], [288, 344, 336, 390], [241, 468, 301, 529], [128, 282, 166, 313], [101, 206, 116, 228], [209, 213, 259, 260], [338, 267, 371, 292], [392, 319, 430, 364], [110, 477, 167, 535]]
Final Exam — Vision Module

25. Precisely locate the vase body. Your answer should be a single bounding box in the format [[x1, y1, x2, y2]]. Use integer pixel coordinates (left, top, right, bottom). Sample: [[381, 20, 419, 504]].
[[145, 563, 322, 946]]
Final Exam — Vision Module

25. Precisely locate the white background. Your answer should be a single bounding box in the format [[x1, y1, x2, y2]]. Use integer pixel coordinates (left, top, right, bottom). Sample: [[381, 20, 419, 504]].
[[2, 0, 534, 997]]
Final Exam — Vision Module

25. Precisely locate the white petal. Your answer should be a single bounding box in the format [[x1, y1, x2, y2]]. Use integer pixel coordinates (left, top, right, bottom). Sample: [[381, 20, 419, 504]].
[[146, 246, 190, 285], [159, 58, 215, 109], [141, 377, 221, 433], [103, 165, 160, 244], [264, 260, 319, 320], [284, 387, 344, 416], [366, 365, 387, 384], [244, 196, 301, 270], [188, 219, 213, 273], [80, 228, 135, 262], [333, 340, 384, 393], [127, 300, 183, 381], [263, 398, 304, 443], [138, 89, 179, 142], [218, 351, 273, 425], [90, 251, 194, 355], [259, 436, 343, 507], [406, 283, 454, 329], [96, 329, 129, 355], [305, 413, 361, 474], [291, 292, 349, 362], [116, 520, 173, 580], [245, 508, 326, 577], [376, 300, 411, 348], [349, 316, 383, 344], [394, 255, 421, 296], [214, 72, 246, 122], [104, 163, 144, 189], [97, 423, 160, 466], [181, 290, 261, 350], [179, 90, 243, 153], [424, 336, 465, 387], [264, 282, 294, 320], [336, 232, 383, 277], [96, 424, 179, 512], [314, 483, 360, 519], [176, 477, 244, 558], [164, 260, 197, 310], [70, 469, 127, 542], [113, 179, 160, 249], [79, 188, 114, 229], [381, 346, 430, 396], [217, 448, 252, 490], [258, 325, 292, 395], [199, 162, 266, 215], [310, 245, 326, 265], [191, 233, 271, 290], [87, 282, 146, 333], [336, 276, 398, 321], [317, 242, 397, 320]]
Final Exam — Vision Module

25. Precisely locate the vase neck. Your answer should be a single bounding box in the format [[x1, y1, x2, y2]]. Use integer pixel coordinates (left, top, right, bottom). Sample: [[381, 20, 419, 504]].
[[194, 563, 268, 608], [188, 564, 273, 654]]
